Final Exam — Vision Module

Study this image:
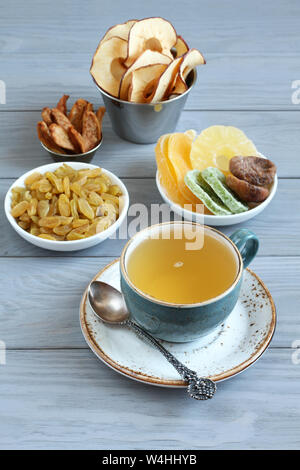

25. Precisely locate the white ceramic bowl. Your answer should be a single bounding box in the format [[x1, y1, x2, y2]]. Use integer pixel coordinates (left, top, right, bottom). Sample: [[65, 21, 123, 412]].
[[4, 162, 129, 251], [156, 154, 278, 227]]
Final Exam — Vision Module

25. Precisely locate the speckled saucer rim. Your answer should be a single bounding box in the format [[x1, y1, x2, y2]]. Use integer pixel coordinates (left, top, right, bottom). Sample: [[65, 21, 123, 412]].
[[79, 259, 276, 387]]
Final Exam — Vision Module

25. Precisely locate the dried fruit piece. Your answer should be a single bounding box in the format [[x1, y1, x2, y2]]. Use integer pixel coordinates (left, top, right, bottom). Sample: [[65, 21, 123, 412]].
[[63, 176, 70, 198], [180, 49, 205, 81], [119, 50, 171, 100], [201, 167, 248, 213], [78, 198, 94, 219], [70, 198, 79, 219], [25, 172, 42, 187], [82, 111, 101, 151], [56, 94, 69, 116], [46, 172, 63, 193], [36, 178, 52, 193], [66, 229, 86, 240], [125, 17, 177, 67], [41, 107, 53, 126], [68, 99, 88, 133], [96, 107, 106, 128], [167, 132, 201, 204], [174, 36, 189, 57], [39, 216, 72, 228], [68, 126, 85, 153], [72, 218, 90, 228], [37, 121, 65, 154], [128, 64, 167, 103], [11, 201, 29, 217], [49, 124, 76, 152], [226, 174, 270, 203], [58, 194, 71, 217], [28, 198, 38, 216], [51, 108, 72, 132], [150, 57, 183, 103], [88, 191, 103, 206], [38, 234, 56, 240], [190, 125, 258, 175], [185, 170, 231, 216], [37, 200, 50, 218], [53, 224, 72, 236], [229, 156, 276, 187], [99, 19, 137, 45], [90, 37, 128, 97], [155, 134, 183, 205]]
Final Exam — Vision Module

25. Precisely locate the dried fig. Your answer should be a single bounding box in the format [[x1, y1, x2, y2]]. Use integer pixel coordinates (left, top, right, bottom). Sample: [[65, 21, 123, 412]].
[[230, 156, 276, 187], [226, 174, 269, 203]]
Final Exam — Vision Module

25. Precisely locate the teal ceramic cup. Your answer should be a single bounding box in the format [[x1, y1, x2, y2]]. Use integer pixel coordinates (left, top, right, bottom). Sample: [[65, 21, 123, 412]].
[[120, 222, 259, 342]]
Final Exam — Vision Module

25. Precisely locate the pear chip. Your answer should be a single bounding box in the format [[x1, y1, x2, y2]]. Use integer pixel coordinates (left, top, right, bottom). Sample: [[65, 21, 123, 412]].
[[37, 95, 105, 155]]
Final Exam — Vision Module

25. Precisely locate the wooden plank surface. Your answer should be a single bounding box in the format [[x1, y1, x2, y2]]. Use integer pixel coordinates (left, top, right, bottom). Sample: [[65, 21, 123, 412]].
[[1, 0, 299, 54], [1, 54, 298, 111], [0, 348, 299, 450], [1, 0, 299, 451], [0, 111, 300, 178]]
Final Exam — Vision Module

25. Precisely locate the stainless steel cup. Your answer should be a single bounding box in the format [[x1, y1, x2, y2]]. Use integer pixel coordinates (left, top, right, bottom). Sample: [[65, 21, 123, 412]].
[[40, 138, 102, 163], [95, 71, 197, 144]]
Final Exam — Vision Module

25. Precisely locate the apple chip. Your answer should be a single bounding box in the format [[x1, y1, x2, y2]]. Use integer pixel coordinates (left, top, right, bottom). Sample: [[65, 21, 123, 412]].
[[49, 123, 76, 152], [169, 74, 188, 96], [51, 108, 72, 132], [56, 94, 69, 115], [119, 50, 171, 100], [41, 107, 53, 126], [150, 57, 183, 103], [125, 17, 177, 67], [82, 111, 101, 151], [128, 64, 167, 103], [68, 99, 88, 133], [37, 121, 65, 154], [100, 19, 137, 44], [180, 48, 205, 81], [174, 36, 189, 57], [90, 37, 128, 97]]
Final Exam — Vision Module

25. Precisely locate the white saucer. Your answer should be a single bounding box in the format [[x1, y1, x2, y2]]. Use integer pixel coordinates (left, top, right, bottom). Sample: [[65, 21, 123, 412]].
[[80, 259, 276, 387]]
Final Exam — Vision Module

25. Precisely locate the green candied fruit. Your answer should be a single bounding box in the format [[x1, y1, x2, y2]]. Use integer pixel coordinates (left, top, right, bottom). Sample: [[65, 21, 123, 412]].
[[201, 167, 248, 214], [184, 170, 231, 216]]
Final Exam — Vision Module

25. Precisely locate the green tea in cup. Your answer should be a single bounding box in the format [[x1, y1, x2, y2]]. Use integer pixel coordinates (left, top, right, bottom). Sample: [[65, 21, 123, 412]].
[[127, 226, 239, 304]]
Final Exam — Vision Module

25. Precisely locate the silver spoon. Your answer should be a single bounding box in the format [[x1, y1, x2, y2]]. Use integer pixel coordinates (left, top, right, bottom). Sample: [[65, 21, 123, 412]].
[[88, 281, 216, 400]]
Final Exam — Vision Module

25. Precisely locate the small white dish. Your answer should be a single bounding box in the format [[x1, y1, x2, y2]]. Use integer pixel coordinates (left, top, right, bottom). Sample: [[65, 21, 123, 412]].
[[156, 153, 278, 227], [4, 162, 129, 252], [80, 259, 276, 387]]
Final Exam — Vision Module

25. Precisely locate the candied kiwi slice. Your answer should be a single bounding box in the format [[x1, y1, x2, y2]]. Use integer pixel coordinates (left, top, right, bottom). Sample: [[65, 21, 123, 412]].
[[184, 170, 231, 216], [201, 167, 248, 214]]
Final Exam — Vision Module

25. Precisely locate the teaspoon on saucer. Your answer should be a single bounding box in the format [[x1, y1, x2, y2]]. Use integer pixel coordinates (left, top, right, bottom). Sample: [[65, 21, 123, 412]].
[[88, 281, 216, 400]]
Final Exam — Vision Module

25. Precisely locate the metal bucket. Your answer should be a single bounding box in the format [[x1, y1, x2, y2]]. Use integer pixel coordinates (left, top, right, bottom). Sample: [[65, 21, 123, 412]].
[[95, 71, 197, 144]]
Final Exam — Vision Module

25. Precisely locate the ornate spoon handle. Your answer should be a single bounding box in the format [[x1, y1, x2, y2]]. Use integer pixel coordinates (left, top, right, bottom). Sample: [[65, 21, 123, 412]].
[[126, 319, 216, 400]]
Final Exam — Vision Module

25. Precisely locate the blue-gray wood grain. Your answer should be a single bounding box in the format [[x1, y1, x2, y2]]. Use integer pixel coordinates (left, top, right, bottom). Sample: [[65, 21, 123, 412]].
[[0, 0, 299, 451]]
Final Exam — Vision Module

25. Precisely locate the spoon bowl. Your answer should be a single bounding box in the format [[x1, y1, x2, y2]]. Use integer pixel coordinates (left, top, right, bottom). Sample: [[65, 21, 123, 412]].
[[88, 281, 129, 324]]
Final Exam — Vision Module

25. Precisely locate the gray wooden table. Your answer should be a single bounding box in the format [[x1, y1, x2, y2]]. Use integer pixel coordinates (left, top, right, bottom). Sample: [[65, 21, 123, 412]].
[[1, 0, 300, 450]]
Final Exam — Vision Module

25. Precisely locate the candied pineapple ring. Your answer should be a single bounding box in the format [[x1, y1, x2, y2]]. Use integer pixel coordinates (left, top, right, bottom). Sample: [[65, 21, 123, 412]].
[[10, 164, 122, 241], [190, 125, 258, 175]]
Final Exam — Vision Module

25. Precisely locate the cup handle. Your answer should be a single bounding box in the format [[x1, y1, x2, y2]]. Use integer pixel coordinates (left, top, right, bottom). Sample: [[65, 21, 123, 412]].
[[229, 229, 259, 268]]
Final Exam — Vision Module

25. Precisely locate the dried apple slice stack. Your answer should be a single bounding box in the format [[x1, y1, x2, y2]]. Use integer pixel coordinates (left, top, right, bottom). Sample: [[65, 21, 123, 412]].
[[90, 17, 205, 104]]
